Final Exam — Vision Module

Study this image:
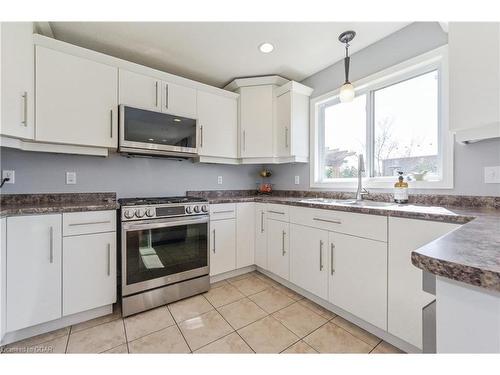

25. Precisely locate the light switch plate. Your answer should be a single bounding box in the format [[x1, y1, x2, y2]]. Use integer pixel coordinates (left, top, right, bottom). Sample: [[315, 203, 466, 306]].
[[294, 176, 300, 185], [2, 170, 15, 184], [66, 171, 77, 185], [484, 166, 500, 183], [217, 176, 223, 185]]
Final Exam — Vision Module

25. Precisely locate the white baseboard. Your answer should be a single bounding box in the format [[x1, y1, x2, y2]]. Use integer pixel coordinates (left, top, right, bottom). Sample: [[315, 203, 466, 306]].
[[1, 304, 113, 346]]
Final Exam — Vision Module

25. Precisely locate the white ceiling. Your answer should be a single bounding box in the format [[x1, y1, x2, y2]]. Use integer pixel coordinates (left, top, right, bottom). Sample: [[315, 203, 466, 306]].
[[48, 22, 410, 88]]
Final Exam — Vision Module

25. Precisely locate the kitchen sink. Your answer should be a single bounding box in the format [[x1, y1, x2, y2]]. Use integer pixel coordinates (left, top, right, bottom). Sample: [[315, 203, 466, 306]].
[[300, 198, 396, 208]]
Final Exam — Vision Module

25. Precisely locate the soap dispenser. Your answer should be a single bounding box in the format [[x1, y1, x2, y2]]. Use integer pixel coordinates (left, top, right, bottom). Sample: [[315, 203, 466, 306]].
[[394, 171, 409, 204]]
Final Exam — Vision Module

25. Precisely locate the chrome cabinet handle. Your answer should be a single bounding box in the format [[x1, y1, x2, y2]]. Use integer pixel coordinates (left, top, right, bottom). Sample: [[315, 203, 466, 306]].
[[268, 210, 285, 215], [165, 84, 169, 109], [21, 92, 28, 126], [282, 230, 286, 256], [319, 240, 324, 271], [212, 210, 234, 214], [107, 243, 111, 276], [260, 211, 264, 233], [330, 243, 335, 275], [212, 229, 216, 253], [155, 81, 159, 107], [285, 127, 288, 148], [200, 125, 203, 148], [49, 226, 54, 263], [69, 220, 111, 227], [313, 217, 341, 225], [110, 109, 113, 138]]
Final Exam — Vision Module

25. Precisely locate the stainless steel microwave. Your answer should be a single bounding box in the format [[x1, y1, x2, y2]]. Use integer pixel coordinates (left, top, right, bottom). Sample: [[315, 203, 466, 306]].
[[119, 105, 198, 158]]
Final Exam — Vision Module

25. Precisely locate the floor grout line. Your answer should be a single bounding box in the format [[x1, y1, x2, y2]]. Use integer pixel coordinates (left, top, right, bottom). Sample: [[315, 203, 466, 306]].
[[64, 326, 72, 353], [121, 319, 130, 354]]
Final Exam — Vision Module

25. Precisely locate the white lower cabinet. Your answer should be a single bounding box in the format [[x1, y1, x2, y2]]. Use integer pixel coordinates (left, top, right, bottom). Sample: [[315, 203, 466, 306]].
[[388, 217, 458, 349], [290, 224, 328, 300], [328, 232, 388, 330], [254, 203, 267, 268], [236, 203, 255, 268], [63, 232, 117, 316], [267, 219, 290, 280], [6, 214, 62, 332], [209, 218, 236, 276]]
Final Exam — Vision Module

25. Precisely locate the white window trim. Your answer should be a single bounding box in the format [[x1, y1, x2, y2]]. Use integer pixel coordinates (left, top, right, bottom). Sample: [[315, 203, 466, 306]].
[[310, 45, 454, 190]]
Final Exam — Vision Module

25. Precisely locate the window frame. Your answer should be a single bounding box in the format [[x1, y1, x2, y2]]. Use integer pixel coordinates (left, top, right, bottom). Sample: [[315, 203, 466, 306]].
[[310, 45, 453, 190]]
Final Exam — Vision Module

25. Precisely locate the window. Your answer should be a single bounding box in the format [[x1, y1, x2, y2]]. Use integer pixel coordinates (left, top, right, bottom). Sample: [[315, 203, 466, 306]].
[[311, 46, 452, 189]]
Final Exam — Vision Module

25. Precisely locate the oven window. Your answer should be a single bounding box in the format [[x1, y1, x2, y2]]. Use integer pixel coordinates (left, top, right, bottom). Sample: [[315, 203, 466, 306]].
[[123, 106, 197, 148], [126, 222, 208, 286]]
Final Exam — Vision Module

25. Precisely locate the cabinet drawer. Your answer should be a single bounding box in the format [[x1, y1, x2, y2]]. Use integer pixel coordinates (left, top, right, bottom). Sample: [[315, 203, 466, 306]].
[[266, 204, 289, 222], [210, 203, 236, 220], [63, 210, 116, 236], [289, 206, 387, 242]]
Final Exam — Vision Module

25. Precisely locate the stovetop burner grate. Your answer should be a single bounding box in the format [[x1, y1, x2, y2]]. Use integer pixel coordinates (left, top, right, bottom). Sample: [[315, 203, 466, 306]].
[[119, 196, 207, 206]]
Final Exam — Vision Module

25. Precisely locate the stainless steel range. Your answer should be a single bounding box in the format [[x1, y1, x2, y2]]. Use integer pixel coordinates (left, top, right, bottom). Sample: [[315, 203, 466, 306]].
[[119, 196, 210, 317]]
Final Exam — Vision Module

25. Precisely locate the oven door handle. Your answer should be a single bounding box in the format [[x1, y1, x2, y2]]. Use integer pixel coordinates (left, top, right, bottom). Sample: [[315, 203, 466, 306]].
[[122, 216, 209, 231]]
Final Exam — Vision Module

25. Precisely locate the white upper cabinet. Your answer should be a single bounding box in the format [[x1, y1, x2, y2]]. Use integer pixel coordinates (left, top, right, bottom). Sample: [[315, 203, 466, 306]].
[[290, 224, 328, 300], [274, 82, 312, 161], [328, 232, 388, 330], [0, 22, 34, 140], [119, 69, 161, 111], [162, 81, 197, 118], [197, 90, 238, 159], [239, 85, 274, 158], [36, 46, 118, 148], [6, 214, 62, 332], [449, 22, 500, 141]]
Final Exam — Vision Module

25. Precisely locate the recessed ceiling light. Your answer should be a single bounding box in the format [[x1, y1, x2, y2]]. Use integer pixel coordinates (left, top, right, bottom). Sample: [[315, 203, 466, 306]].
[[148, 138, 154, 141], [258, 42, 274, 53], [173, 118, 181, 122]]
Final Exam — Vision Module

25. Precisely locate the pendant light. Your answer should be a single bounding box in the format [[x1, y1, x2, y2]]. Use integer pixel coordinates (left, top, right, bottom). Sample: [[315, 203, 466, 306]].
[[338, 30, 356, 103]]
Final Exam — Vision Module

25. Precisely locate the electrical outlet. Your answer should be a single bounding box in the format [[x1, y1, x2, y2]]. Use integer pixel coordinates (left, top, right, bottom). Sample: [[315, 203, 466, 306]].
[[2, 170, 15, 184], [484, 166, 500, 183], [217, 176, 223, 185], [66, 171, 77, 185], [294, 176, 300, 185]]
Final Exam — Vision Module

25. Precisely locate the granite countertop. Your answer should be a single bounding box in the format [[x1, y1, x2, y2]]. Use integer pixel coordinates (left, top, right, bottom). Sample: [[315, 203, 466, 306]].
[[0, 193, 119, 217], [189, 190, 500, 292]]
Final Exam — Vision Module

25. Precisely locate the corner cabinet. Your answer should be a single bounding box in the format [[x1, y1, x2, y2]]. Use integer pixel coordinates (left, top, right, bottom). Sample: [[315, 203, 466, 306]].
[[197, 90, 238, 161], [35, 46, 118, 148], [6, 214, 62, 332], [0, 22, 35, 140]]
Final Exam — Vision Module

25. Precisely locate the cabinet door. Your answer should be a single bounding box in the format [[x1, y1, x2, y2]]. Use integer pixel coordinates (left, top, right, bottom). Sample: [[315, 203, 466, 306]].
[[119, 69, 161, 111], [275, 91, 291, 157], [209, 219, 236, 276], [35, 46, 118, 148], [290, 224, 328, 300], [388, 217, 457, 349], [267, 219, 289, 280], [254, 204, 267, 269], [63, 232, 116, 316], [197, 91, 238, 158], [6, 214, 62, 331], [162, 81, 197, 118], [239, 85, 274, 158], [236, 203, 255, 268], [0, 22, 34, 140], [329, 232, 387, 330], [1, 218, 6, 341]]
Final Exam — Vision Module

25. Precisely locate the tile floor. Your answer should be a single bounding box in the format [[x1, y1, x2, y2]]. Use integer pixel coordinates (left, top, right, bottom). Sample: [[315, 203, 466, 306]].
[[1, 271, 404, 354]]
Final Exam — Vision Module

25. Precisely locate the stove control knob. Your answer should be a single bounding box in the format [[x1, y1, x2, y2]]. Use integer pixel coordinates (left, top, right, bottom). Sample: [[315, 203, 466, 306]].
[[185, 206, 193, 214], [145, 208, 155, 217], [135, 208, 146, 218], [124, 209, 135, 219], [201, 205, 209, 213], [193, 205, 201, 213]]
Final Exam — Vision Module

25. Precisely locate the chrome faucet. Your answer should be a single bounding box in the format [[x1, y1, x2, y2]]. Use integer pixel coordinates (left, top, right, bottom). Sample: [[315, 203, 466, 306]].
[[356, 154, 369, 201]]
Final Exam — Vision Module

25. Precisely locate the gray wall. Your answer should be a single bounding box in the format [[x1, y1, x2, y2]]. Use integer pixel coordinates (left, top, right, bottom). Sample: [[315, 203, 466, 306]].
[[0, 148, 262, 197], [267, 22, 500, 197]]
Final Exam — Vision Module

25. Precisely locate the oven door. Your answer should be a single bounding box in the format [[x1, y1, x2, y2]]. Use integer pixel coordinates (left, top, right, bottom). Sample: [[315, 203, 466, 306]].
[[121, 215, 209, 296], [119, 105, 198, 157]]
